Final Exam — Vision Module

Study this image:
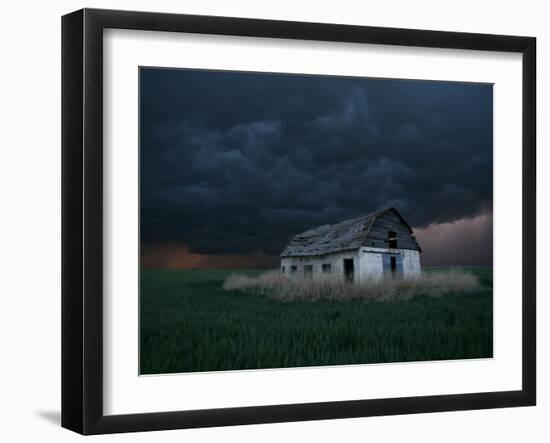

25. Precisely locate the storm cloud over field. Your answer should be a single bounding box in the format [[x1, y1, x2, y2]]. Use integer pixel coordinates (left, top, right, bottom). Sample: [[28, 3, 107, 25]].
[[140, 68, 493, 268]]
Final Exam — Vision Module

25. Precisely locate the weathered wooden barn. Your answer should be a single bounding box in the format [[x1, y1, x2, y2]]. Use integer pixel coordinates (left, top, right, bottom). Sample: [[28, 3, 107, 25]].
[[279, 207, 421, 282]]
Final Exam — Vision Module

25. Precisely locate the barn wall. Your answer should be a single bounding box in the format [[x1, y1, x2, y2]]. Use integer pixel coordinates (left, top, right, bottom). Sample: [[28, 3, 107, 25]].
[[358, 248, 384, 282], [280, 247, 421, 282], [280, 251, 359, 281], [401, 249, 421, 277], [359, 247, 421, 281]]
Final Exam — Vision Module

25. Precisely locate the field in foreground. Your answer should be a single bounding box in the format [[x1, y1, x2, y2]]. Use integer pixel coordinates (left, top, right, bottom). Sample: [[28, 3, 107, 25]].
[[140, 267, 492, 374]]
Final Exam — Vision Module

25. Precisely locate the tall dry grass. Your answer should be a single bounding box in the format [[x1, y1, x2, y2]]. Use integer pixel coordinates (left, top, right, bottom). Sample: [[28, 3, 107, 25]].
[[223, 269, 480, 301]]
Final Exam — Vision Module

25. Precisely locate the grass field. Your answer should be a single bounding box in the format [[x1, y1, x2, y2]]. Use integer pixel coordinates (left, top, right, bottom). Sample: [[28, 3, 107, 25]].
[[140, 267, 493, 374]]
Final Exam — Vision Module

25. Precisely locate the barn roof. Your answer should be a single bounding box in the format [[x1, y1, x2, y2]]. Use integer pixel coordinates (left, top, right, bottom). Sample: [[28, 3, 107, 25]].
[[279, 207, 417, 257]]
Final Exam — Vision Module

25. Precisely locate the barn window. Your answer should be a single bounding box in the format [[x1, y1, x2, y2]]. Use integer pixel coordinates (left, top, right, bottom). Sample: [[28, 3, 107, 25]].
[[388, 231, 398, 248], [290, 265, 297, 274], [281, 266, 285, 273], [322, 264, 331, 273], [304, 265, 313, 277]]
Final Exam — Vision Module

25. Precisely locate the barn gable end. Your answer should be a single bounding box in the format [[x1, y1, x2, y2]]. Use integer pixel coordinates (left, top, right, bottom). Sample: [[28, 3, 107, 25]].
[[363, 208, 421, 252]]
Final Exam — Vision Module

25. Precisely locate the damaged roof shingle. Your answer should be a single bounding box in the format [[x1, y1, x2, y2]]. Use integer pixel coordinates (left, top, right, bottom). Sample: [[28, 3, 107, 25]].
[[279, 207, 418, 257]]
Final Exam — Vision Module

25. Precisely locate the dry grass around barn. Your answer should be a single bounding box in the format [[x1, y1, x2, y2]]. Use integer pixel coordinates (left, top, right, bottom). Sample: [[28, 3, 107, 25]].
[[223, 268, 480, 301]]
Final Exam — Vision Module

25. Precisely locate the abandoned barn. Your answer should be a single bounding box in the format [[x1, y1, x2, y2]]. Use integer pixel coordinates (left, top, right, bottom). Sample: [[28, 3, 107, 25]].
[[279, 207, 421, 282]]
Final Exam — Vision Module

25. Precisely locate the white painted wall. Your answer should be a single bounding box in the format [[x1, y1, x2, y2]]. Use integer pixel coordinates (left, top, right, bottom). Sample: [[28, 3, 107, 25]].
[[358, 247, 421, 282], [358, 249, 384, 282], [281, 250, 358, 281], [281, 247, 421, 283], [401, 249, 421, 278]]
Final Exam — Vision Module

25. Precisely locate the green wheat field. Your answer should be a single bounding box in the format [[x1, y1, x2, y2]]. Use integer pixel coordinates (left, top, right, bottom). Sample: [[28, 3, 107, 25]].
[[140, 267, 493, 375]]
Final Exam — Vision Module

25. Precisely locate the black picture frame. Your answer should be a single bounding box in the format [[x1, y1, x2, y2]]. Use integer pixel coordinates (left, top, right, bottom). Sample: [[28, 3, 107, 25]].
[[62, 8, 536, 435]]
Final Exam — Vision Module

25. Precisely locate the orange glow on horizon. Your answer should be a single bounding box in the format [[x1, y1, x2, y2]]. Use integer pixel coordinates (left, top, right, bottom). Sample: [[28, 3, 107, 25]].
[[141, 244, 278, 270]]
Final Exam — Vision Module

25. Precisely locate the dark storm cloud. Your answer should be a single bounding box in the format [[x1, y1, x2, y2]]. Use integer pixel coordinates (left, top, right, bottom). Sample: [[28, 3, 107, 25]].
[[140, 68, 492, 262]]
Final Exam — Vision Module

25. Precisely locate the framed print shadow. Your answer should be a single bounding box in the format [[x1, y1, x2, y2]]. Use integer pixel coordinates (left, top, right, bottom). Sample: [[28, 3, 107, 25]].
[[62, 8, 536, 435]]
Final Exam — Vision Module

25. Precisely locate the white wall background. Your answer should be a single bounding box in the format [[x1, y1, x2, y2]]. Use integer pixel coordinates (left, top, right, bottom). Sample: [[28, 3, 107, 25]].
[[0, 0, 547, 441]]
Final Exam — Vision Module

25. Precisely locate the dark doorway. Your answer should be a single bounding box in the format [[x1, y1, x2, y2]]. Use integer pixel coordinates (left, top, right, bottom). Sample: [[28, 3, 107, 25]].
[[390, 256, 397, 276], [343, 259, 354, 282]]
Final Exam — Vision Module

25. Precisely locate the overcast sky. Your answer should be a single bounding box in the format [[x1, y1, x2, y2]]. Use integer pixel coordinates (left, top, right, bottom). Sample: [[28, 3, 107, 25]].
[[140, 68, 493, 268]]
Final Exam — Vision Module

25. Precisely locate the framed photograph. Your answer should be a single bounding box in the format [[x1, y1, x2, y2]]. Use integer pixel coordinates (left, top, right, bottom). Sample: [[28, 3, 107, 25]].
[[61, 8, 536, 435]]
